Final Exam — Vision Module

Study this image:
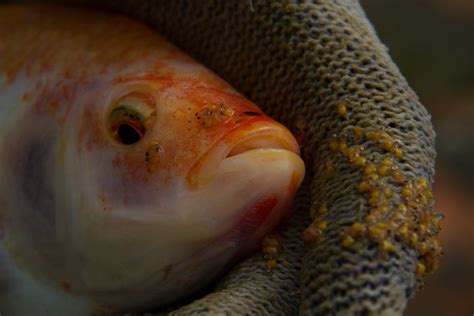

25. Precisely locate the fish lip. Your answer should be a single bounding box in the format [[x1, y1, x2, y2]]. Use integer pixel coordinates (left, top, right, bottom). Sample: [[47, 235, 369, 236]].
[[185, 120, 301, 189]]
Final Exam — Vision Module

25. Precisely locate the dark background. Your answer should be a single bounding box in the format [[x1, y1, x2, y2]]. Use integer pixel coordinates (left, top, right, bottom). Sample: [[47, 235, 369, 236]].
[[361, 0, 474, 315]]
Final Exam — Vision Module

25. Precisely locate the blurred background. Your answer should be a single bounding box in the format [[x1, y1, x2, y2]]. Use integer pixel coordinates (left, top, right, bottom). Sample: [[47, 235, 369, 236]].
[[361, 0, 474, 315]]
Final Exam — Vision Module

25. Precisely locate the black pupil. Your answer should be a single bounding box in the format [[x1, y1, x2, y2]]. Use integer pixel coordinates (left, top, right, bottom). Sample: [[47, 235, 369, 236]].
[[117, 124, 141, 145]]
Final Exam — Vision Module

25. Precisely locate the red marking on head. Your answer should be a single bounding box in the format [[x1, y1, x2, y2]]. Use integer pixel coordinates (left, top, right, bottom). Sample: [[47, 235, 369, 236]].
[[31, 81, 76, 114]]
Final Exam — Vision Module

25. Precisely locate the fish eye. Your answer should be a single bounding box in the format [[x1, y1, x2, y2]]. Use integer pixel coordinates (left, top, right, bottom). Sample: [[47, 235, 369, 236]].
[[109, 107, 145, 145], [107, 92, 156, 145]]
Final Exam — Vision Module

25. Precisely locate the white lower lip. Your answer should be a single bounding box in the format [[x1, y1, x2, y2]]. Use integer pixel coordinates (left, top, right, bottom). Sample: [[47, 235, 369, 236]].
[[183, 148, 305, 238], [188, 130, 301, 190]]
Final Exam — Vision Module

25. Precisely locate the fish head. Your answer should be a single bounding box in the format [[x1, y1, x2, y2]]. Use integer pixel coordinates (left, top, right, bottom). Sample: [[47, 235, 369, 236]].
[[70, 57, 305, 308]]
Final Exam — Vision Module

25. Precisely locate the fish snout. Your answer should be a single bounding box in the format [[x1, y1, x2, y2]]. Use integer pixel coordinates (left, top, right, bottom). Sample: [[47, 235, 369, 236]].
[[187, 120, 305, 189], [183, 120, 305, 248]]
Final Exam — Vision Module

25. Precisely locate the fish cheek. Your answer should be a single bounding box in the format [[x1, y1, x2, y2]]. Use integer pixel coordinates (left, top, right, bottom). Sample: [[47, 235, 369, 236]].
[[3, 125, 61, 271], [19, 140, 55, 220]]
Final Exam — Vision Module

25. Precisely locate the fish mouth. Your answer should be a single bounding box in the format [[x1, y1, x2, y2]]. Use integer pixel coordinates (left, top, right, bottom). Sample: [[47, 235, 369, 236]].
[[185, 119, 305, 253], [186, 120, 304, 189]]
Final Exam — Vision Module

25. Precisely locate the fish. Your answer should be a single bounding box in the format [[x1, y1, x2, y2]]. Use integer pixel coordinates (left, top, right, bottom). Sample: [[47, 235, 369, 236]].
[[0, 4, 305, 316]]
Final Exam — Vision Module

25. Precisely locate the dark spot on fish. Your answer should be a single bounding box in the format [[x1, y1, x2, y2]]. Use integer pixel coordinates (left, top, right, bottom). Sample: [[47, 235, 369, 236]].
[[145, 143, 163, 173], [18, 137, 55, 222]]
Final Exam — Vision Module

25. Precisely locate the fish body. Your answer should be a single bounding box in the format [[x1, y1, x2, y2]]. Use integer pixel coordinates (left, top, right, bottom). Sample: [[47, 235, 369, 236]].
[[0, 4, 304, 315]]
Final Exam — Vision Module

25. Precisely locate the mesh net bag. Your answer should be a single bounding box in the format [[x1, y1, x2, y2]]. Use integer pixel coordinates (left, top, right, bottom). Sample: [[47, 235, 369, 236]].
[[57, 1, 440, 314]]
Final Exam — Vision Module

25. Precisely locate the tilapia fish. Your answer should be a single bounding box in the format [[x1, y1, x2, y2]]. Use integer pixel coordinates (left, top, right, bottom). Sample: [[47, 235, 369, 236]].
[[0, 4, 305, 316]]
